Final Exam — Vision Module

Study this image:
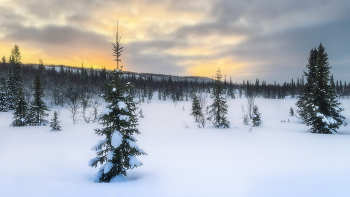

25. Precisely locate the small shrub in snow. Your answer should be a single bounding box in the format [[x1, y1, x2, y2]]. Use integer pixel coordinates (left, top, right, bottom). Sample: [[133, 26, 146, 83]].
[[289, 107, 294, 116], [243, 114, 249, 125], [241, 104, 249, 125], [50, 111, 61, 131], [251, 105, 262, 127], [181, 120, 189, 128], [139, 108, 144, 118]]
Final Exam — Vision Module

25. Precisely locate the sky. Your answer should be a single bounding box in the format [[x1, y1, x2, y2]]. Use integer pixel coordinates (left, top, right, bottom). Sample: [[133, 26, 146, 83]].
[[0, 0, 349, 83]]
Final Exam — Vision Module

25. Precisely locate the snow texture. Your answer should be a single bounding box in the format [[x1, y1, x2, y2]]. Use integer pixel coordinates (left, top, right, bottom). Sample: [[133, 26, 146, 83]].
[[120, 115, 130, 122], [93, 166, 105, 182], [88, 157, 100, 167], [101, 108, 113, 116], [111, 130, 123, 148], [1, 97, 350, 197], [118, 101, 127, 110], [107, 151, 114, 160], [136, 148, 147, 155], [104, 162, 114, 174], [128, 155, 142, 168], [126, 139, 137, 148], [92, 138, 108, 151]]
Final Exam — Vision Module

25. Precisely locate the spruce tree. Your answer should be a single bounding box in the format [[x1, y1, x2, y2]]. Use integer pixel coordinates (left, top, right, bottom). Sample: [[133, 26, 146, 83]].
[[190, 93, 202, 123], [296, 43, 347, 134], [28, 75, 49, 126], [208, 68, 230, 128], [0, 77, 7, 112], [50, 111, 61, 131], [6, 66, 16, 110], [89, 26, 146, 183], [9, 45, 22, 93], [296, 48, 317, 124], [11, 88, 29, 126], [251, 105, 262, 127]]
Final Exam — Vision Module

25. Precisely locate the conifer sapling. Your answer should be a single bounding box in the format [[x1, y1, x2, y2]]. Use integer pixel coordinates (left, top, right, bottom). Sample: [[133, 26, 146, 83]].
[[50, 111, 61, 131], [252, 105, 262, 127]]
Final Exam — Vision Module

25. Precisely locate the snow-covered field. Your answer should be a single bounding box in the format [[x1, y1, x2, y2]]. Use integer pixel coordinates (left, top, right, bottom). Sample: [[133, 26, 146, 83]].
[[1, 97, 350, 197]]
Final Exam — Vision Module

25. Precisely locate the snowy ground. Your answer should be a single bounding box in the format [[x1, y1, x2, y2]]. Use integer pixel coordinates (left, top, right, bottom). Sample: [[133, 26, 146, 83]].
[[1, 96, 350, 197]]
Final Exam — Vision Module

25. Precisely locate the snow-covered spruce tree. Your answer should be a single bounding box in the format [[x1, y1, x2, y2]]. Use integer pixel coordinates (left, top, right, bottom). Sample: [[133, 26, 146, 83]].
[[89, 69, 146, 182], [191, 93, 206, 128], [0, 90, 7, 112], [251, 105, 262, 127], [89, 27, 146, 183], [208, 68, 230, 128], [296, 43, 347, 134], [296, 48, 317, 124], [6, 65, 16, 110], [190, 93, 202, 123], [50, 111, 61, 131], [28, 75, 49, 126], [11, 88, 29, 126], [0, 77, 7, 112], [9, 45, 22, 94]]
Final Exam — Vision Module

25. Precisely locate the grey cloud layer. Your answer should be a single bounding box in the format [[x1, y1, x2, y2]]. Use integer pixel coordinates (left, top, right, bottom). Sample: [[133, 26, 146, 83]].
[[1, 0, 349, 82]]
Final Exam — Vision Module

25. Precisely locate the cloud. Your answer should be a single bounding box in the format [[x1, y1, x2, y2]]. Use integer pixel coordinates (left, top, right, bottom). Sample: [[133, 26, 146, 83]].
[[0, 0, 350, 82]]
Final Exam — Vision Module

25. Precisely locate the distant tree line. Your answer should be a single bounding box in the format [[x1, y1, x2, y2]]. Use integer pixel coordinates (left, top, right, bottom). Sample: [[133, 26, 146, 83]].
[[1, 44, 349, 121]]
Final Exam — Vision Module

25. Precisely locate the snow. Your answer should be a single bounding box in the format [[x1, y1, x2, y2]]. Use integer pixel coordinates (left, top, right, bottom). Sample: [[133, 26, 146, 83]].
[[88, 157, 100, 167], [118, 101, 127, 110], [104, 162, 113, 173], [92, 138, 107, 151], [126, 139, 137, 148], [107, 151, 114, 160], [112, 87, 116, 92], [111, 130, 123, 148], [120, 115, 130, 122], [317, 112, 337, 125], [128, 155, 142, 168], [1, 96, 350, 197], [93, 166, 104, 182], [101, 108, 112, 116]]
